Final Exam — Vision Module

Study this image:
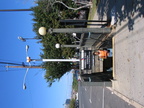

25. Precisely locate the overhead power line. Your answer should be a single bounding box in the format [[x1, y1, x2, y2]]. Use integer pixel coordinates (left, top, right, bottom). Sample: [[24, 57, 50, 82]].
[[0, 62, 24, 66]]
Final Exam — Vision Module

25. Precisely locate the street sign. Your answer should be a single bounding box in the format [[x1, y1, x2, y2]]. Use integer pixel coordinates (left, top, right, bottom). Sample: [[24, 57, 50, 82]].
[[81, 50, 92, 70]]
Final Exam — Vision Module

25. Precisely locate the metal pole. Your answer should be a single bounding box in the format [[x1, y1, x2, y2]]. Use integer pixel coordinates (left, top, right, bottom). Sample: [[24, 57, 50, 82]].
[[52, 28, 111, 34], [29, 58, 80, 62], [61, 45, 80, 48], [6, 65, 42, 69], [59, 19, 108, 23], [24, 38, 37, 40], [0, 9, 32, 12], [59, 20, 108, 26], [42, 59, 80, 62]]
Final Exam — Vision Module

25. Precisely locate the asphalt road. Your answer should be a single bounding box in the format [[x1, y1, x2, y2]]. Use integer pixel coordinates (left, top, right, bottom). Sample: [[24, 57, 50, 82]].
[[78, 82, 135, 108]]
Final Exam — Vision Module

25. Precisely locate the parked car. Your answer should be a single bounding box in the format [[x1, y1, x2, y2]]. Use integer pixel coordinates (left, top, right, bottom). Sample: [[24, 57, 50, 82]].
[[75, 100, 79, 108]]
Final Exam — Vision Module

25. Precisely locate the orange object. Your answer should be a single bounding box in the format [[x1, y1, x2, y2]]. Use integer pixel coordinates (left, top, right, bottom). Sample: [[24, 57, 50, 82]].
[[94, 50, 109, 59]]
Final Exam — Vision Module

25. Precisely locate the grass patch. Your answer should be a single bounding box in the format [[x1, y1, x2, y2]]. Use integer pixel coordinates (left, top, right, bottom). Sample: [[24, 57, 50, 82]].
[[87, 0, 100, 28], [72, 77, 78, 92], [69, 99, 76, 108], [88, 0, 97, 20]]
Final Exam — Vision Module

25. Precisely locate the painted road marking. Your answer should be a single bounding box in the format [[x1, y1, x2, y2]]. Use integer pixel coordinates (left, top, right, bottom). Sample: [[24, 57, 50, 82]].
[[89, 99, 92, 103], [82, 104, 84, 108], [89, 86, 92, 103]]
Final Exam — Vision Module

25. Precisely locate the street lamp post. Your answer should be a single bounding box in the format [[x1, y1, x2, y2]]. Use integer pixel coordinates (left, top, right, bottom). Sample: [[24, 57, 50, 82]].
[[55, 43, 80, 48], [22, 45, 32, 90], [18, 36, 39, 42], [38, 27, 111, 35], [23, 68, 29, 90]]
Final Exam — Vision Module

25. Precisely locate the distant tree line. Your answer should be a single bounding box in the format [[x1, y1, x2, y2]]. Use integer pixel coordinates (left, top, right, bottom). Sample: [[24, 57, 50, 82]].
[[69, 99, 76, 108]]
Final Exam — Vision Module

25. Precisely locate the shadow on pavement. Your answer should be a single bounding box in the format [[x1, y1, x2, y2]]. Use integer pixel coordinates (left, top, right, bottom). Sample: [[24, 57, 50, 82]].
[[97, 0, 144, 31]]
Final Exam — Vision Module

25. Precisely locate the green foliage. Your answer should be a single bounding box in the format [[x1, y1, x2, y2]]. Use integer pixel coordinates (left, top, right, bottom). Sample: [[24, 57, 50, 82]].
[[69, 99, 76, 108], [31, 0, 78, 86], [72, 77, 78, 92]]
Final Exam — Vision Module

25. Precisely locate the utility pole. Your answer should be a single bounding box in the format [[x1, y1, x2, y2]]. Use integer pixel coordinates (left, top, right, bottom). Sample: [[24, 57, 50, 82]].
[[0, 9, 32, 12], [0, 61, 42, 69]]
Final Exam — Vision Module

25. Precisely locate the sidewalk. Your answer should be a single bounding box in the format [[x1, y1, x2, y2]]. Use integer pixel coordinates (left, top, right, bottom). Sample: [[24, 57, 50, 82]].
[[91, 0, 144, 107], [112, 11, 144, 107]]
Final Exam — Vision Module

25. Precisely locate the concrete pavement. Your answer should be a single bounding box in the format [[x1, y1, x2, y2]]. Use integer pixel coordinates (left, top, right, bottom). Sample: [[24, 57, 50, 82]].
[[91, 0, 144, 107], [112, 11, 144, 108]]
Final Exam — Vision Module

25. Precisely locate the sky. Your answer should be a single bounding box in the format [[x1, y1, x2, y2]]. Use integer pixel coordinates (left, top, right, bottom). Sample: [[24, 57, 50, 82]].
[[0, 0, 73, 108]]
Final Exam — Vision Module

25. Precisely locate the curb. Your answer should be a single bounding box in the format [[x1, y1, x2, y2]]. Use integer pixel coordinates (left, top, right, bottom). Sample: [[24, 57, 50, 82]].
[[112, 37, 115, 79]]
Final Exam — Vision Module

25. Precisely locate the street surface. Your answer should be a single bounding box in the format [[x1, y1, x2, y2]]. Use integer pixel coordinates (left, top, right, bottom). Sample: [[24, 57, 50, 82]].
[[78, 82, 135, 108]]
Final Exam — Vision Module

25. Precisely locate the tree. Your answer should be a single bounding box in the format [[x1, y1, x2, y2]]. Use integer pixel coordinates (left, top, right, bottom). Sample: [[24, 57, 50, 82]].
[[53, 1, 92, 11], [31, 0, 79, 86]]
